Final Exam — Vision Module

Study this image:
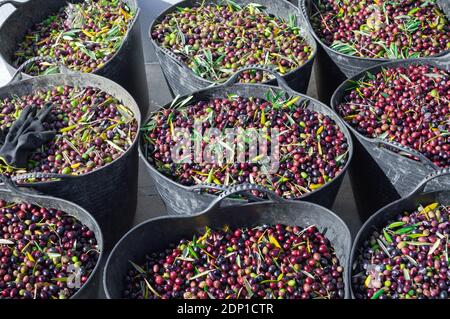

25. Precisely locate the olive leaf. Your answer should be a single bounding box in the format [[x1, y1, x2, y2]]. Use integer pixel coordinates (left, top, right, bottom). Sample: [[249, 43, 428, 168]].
[[129, 260, 146, 274], [243, 277, 254, 298], [65, 3, 85, 29], [144, 278, 161, 298], [331, 40, 359, 56], [301, 270, 315, 280], [0, 239, 14, 245], [189, 269, 213, 281], [403, 255, 418, 266], [371, 288, 385, 299], [387, 221, 405, 229], [335, 150, 348, 164], [394, 226, 416, 235], [383, 229, 392, 243], [47, 252, 62, 259], [428, 239, 441, 256], [79, 46, 97, 61], [377, 239, 391, 258]]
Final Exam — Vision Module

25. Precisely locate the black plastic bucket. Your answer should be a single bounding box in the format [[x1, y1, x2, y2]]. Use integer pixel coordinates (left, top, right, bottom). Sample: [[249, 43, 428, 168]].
[[0, 178, 104, 299], [331, 53, 450, 221], [299, 0, 450, 104], [0, 58, 141, 251], [139, 66, 353, 215], [149, 0, 317, 97], [349, 169, 450, 299], [0, 0, 149, 119], [104, 183, 352, 299]]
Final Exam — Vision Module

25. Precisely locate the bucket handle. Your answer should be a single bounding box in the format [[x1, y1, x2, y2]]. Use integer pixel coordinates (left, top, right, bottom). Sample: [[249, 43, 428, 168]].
[[0, 0, 24, 8], [0, 175, 41, 196], [198, 183, 285, 213], [408, 168, 450, 197], [374, 138, 439, 170], [298, 0, 308, 19], [11, 172, 77, 183], [222, 65, 296, 94], [0, 172, 75, 194], [434, 51, 450, 70], [191, 183, 263, 202], [298, 0, 311, 26], [159, 46, 185, 68], [8, 57, 73, 85]]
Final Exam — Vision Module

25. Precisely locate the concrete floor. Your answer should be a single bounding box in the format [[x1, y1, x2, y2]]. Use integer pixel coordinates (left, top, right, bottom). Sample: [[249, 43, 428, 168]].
[[0, 0, 361, 237]]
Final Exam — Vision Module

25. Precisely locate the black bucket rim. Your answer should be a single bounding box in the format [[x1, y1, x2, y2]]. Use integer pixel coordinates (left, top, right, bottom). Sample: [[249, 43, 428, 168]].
[[330, 56, 447, 169], [103, 197, 352, 299], [0, 71, 142, 187], [0, 0, 141, 77], [138, 80, 354, 207], [299, 0, 450, 64], [148, 0, 318, 87], [0, 185, 104, 299]]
